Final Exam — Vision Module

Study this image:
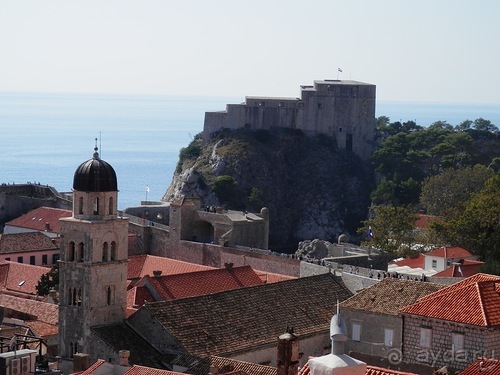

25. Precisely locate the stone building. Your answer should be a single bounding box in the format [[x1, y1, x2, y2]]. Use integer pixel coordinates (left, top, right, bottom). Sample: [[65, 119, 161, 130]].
[[340, 278, 445, 358], [400, 273, 500, 372], [203, 80, 376, 160], [58, 145, 129, 373]]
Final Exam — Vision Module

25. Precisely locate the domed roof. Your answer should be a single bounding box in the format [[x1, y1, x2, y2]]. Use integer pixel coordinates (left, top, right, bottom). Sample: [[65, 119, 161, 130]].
[[73, 146, 118, 192]]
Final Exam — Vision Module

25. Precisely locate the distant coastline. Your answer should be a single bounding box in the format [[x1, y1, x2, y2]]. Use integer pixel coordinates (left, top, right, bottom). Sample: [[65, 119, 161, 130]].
[[1, 92, 498, 209]]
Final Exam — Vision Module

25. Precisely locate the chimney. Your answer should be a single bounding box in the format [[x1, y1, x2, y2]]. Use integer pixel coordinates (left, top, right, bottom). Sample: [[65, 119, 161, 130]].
[[45, 222, 51, 231], [152, 270, 162, 278], [224, 263, 234, 271], [277, 326, 299, 375], [73, 353, 90, 373], [118, 350, 130, 366]]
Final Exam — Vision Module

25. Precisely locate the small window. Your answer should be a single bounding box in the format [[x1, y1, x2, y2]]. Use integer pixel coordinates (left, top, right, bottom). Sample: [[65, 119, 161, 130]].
[[432, 259, 437, 269], [420, 327, 432, 348], [110, 241, 116, 261], [94, 197, 100, 215], [30, 255, 36, 265], [78, 197, 84, 214], [17, 256, 23, 263], [384, 328, 394, 347], [352, 322, 361, 341], [78, 243, 84, 262], [452, 332, 464, 351], [109, 197, 114, 215], [317, 103, 323, 110], [42, 254, 48, 265]]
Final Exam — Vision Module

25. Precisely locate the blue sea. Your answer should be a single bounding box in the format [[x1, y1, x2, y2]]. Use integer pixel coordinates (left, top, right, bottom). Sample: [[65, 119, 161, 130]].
[[1, 92, 499, 209]]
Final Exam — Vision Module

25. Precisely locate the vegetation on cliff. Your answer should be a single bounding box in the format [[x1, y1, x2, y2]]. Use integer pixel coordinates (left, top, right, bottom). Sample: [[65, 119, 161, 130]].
[[167, 127, 374, 250]]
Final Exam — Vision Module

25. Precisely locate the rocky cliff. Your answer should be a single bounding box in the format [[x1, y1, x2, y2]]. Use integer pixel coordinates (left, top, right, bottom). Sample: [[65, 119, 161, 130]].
[[162, 128, 374, 251]]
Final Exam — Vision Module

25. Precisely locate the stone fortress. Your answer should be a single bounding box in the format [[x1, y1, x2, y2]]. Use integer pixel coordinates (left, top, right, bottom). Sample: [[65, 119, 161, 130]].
[[203, 79, 376, 160]]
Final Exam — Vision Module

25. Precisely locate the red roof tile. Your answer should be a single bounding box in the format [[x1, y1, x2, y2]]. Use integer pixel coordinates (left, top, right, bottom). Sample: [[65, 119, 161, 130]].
[[433, 260, 484, 278], [400, 273, 500, 326], [127, 255, 213, 280], [391, 254, 425, 269], [134, 265, 264, 303], [0, 232, 59, 253], [6, 206, 71, 233], [414, 214, 440, 229], [298, 361, 418, 375], [460, 357, 500, 375], [0, 261, 50, 296], [424, 246, 473, 259], [124, 365, 184, 375], [127, 285, 155, 308], [0, 294, 58, 325]]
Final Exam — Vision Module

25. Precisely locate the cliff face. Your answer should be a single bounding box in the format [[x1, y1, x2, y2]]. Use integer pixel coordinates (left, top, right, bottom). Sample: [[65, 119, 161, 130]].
[[163, 128, 374, 250]]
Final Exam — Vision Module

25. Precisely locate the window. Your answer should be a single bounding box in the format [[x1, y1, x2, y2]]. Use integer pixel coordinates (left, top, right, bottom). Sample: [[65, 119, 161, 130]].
[[69, 241, 76, 261], [30, 255, 36, 265], [420, 327, 432, 348], [52, 254, 60, 264], [110, 241, 116, 261], [352, 322, 361, 341], [109, 197, 113, 215], [452, 332, 465, 352], [384, 328, 394, 347], [78, 197, 84, 214], [107, 286, 113, 305], [78, 243, 84, 262], [102, 242, 108, 262], [94, 197, 100, 215], [432, 260, 437, 269], [42, 254, 48, 265], [17, 256, 23, 263]]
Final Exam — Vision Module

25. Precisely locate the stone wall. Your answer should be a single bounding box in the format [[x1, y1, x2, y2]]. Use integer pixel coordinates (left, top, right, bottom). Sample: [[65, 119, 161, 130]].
[[402, 315, 497, 372]]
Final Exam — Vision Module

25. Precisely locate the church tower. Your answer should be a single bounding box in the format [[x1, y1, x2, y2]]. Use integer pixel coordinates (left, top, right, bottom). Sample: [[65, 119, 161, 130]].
[[58, 144, 128, 373]]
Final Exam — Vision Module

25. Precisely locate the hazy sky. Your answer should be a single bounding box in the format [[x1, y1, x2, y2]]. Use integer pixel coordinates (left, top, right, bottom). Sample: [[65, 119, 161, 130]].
[[1, 0, 499, 104]]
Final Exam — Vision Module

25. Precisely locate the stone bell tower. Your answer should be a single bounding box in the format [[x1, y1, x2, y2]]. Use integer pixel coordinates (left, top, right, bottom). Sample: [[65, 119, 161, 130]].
[[58, 143, 128, 373]]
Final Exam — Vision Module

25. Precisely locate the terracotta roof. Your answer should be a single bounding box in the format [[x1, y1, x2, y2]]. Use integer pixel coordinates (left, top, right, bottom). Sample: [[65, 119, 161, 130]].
[[127, 255, 213, 280], [341, 278, 446, 315], [0, 261, 51, 296], [25, 320, 58, 337], [424, 246, 473, 259], [460, 357, 500, 375], [91, 323, 166, 369], [391, 254, 425, 269], [187, 356, 277, 375], [137, 265, 264, 302], [76, 361, 185, 375], [432, 260, 484, 278], [255, 270, 296, 283], [0, 232, 59, 253], [135, 273, 352, 357], [0, 294, 58, 325], [127, 285, 156, 308], [5, 206, 71, 233], [73, 359, 106, 375], [124, 365, 184, 375], [298, 361, 418, 375], [414, 214, 440, 229], [400, 273, 500, 326]]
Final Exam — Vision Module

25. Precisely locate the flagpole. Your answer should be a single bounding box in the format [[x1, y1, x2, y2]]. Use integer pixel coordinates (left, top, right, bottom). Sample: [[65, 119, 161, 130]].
[[145, 185, 149, 203]]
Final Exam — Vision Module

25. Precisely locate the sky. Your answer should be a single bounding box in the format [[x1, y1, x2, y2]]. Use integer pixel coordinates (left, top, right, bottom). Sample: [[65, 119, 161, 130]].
[[1, 0, 500, 104]]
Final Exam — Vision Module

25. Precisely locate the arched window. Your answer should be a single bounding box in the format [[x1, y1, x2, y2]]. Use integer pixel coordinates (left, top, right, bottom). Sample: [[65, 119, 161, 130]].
[[107, 286, 112, 305], [76, 288, 82, 306], [68, 288, 73, 305], [72, 287, 77, 305], [78, 243, 84, 262], [110, 241, 116, 261], [102, 242, 109, 262], [78, 197, 84, 214], [69, 241, 76, 261], [108, 197, 114, 215], [93, 197, 100, 215]]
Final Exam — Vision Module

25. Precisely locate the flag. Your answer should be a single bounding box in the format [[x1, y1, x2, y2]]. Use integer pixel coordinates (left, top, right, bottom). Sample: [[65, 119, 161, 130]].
[[338, 68, 342, 72], [368, 226, 374, 239], [146, 185, 150, 193]]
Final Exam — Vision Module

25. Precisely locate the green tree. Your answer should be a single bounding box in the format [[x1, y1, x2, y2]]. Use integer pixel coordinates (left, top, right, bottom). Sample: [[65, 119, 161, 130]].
[[430, 175, 500, 259], [36, 264, 59, 296], [473, 117, 499, 132], [358, 205, 419, 256], [420, 165, 494, 219]]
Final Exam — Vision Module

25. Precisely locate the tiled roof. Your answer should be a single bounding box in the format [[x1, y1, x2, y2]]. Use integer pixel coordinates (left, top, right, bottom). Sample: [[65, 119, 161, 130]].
[[340, 278, 446, 315], [124, 365, 185, 375], [0, 294, 58, 325], [187, 356, 277, 375], [127, 255, 213, 280], [26, 320, 58, 337], [0, 261, 51, 296], [138, 265, 264, 302], [5, 206, 71, 233], [400, 273, 500, 326], [391, 254, 425, 269], [298, 361, 418, 375], [432, 260, 484, 278], [91, 323, 166, 369], [0, 232, 59, 253], [414, 214, 440, 229], [73, 359, 106, 375], [255, 270, 296, 283], [127, 285, 155, 308], [138, 273, 352, 357], [424, 246, 472, 259], [460, 357, 500, 375]]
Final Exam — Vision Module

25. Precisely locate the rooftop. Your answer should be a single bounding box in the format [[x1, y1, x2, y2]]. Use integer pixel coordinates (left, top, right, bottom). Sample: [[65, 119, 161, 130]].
[[0, 232, 59, 253], [5, 206, 71, 233]]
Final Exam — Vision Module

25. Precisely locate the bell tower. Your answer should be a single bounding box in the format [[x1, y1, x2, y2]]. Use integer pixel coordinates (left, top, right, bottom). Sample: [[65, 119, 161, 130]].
[[58, 143, 128, 373]]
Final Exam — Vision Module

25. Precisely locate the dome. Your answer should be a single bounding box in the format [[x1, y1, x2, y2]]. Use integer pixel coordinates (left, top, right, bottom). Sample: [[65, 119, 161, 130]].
[[73, 146, 118, 192]]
